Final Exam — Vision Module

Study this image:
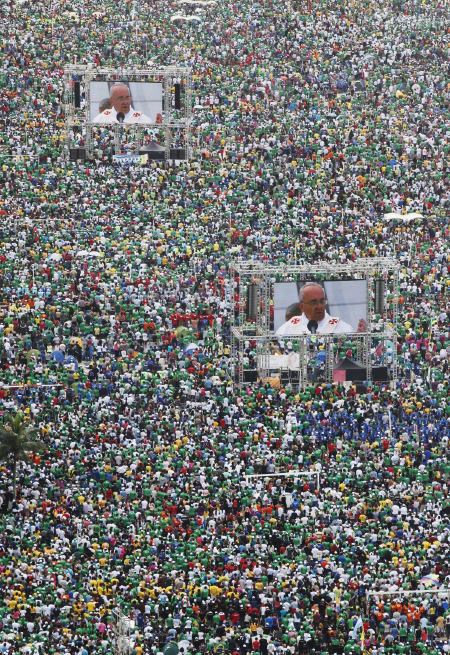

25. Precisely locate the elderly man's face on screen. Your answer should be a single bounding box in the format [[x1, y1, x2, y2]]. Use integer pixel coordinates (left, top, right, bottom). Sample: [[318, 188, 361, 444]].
[[110, 84, 132, 114], [300, 284, 327, 322]]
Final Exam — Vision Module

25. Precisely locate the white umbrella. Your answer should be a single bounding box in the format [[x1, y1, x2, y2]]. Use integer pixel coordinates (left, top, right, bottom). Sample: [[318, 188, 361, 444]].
[[171, 13, 202, 21], [76, 250, 102, 257], [383, 212, 423, 223]]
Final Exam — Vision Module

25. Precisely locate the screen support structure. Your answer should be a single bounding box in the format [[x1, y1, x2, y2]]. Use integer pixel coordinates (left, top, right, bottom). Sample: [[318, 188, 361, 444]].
[[230, 258, 399, 390], [63, 66, 192, 161], [232, 330, 397, 390], [112, 609, 133, 655]]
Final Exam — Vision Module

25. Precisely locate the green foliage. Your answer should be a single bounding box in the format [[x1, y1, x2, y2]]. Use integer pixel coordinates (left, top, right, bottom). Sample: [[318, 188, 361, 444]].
[[0, 412, 46, 506], [0, 412, 43, 461]]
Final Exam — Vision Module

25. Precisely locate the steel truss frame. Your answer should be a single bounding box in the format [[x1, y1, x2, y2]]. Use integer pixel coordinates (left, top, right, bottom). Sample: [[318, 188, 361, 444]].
[[63, 66, 192, 161], [230, 258, 399, 389], [112, 609, 133, 655], [231, 330, 397, 390]]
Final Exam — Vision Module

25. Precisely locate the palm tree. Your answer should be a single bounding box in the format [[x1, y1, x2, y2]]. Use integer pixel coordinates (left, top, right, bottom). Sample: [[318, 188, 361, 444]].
[[0, 411, 45, 509]]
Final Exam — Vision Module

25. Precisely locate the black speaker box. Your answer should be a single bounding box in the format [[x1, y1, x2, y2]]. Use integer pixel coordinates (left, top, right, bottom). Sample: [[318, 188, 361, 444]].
[[74, 81, 81, 108], [174, 83, 181, 109]]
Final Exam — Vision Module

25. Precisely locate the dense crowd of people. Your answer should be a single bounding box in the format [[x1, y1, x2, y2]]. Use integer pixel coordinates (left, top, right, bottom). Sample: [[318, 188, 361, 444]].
[[0, 0, 449, 654]]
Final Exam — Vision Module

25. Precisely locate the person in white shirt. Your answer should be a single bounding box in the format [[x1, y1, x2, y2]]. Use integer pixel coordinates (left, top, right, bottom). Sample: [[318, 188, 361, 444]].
[[93, 83, 161, 124], [276, 282, 355, 336]]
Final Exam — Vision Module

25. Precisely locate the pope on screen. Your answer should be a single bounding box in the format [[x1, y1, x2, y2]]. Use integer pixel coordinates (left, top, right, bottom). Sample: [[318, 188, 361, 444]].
[[275, 282, 357, 335], [93, 83, 162, 124]]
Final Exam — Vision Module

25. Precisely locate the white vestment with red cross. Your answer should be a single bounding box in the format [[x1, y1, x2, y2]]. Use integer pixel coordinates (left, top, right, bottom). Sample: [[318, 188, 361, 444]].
[[275, 312, 353, 336], [92, 107, 153, 124]]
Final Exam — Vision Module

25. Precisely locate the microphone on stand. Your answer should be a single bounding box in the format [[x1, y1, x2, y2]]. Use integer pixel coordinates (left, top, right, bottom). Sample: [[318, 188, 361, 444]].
[[307, 320, 318, 334], [116, 112, 125, 123]]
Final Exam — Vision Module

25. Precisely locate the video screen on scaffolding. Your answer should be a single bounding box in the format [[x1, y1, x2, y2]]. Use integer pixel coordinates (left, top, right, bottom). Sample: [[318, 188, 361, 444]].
[[273, 279, 368, 336], [89, 80, 163, 125]]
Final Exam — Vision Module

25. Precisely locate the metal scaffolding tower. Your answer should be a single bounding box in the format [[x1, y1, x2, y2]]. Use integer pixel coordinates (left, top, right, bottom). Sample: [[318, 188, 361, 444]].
[[63, 65, 192, 161], [230, 258, 400, 390]]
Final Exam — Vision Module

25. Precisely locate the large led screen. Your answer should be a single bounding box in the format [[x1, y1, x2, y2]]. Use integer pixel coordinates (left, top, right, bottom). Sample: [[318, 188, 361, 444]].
[[273, 279, 367, 336], [89, 81, 163, 125]]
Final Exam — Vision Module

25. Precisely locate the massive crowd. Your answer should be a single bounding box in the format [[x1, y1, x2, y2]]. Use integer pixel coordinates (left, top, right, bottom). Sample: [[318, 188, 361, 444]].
[[0, 0, 449, 654]]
